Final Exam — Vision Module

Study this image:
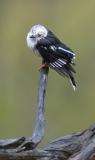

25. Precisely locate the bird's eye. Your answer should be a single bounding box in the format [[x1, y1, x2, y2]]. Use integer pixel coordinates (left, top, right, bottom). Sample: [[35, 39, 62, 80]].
[[38, 33, 41, 37]]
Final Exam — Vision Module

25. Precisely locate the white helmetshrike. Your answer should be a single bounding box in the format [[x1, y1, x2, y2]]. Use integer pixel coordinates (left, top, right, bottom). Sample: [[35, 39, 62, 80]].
[[27, 24, 76, 90]]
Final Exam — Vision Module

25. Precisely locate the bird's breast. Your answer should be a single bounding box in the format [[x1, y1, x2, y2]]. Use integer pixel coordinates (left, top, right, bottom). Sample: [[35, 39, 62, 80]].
[[33, 48, 41, 57]]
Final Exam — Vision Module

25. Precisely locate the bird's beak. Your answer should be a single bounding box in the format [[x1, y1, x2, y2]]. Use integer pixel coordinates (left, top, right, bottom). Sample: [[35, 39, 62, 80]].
[[30, 35, 35, 38]]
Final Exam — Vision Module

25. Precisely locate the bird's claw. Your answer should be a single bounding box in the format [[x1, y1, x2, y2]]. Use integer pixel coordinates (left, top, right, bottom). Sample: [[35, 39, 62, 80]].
[[39, 63, 49, 71]]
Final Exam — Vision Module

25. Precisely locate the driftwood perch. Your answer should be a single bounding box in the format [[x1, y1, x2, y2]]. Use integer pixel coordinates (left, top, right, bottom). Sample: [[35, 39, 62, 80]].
[[0, 124, 95, 159], [1, 65, 95, 159]]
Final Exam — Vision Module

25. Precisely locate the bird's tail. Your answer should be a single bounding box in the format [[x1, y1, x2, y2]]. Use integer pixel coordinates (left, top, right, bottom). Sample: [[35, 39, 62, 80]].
[[55, 64, 76, 91], [69, 72, 76, 91]]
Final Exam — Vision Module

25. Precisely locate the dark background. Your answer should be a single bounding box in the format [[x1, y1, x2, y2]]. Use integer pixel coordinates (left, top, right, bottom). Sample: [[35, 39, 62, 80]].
[[0, 0, 95, 146]]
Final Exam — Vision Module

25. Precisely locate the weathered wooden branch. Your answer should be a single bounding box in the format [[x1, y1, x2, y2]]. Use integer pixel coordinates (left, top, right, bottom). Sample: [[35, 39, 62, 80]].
[[0, 123, 95, 159], [1, 62, 95, 159], [31, 65, 49, 145], [15, 64, 49, 151], [3, 63, 49, 152]]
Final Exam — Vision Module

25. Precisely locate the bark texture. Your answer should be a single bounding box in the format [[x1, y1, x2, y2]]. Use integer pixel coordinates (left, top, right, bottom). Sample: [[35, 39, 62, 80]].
[[0, 124, 95, 160]]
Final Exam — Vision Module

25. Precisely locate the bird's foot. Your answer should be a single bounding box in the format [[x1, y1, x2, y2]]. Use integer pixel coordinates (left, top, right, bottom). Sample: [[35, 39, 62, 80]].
[[39, 63, 49, 71]]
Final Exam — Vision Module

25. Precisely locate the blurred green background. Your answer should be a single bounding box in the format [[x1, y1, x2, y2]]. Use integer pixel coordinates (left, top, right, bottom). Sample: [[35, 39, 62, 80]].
[[0, 0, 95, 146]]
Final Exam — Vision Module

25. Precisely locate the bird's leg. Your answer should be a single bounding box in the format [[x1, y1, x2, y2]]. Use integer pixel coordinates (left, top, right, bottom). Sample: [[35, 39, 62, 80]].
[[16, 61, 49, 152], [39, 59, 49, 70], [39, 63, 49, 70]]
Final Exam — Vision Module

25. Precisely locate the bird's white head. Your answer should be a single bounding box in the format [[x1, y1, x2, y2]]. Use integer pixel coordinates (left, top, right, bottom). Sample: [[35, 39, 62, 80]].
[[26, 24, 48, 49]]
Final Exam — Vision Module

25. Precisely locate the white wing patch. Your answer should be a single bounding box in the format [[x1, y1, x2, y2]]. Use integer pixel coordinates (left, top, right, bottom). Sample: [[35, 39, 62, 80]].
[[58, 59, 66, 65], [58, 47, 75, 56], [50, 58, 66, 68], [49, 45, 75, 68], [50, 45, 56, 51]]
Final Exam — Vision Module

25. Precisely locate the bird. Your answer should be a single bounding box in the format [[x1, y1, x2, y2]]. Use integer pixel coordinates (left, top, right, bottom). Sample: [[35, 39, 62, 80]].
[[26, 24, 76, 91]]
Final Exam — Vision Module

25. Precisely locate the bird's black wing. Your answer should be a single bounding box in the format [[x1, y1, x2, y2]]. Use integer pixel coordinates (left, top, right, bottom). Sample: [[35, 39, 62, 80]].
[[36, 36, 75, 68], [36, 36, 76, 90], [47, 30, 75, 62]]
